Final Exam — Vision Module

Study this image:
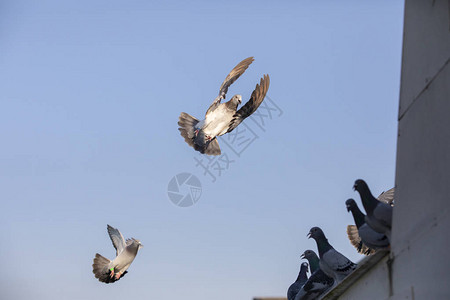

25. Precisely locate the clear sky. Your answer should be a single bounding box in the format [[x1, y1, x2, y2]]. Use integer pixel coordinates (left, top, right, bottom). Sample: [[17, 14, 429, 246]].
[[0, 1, 404, 299]]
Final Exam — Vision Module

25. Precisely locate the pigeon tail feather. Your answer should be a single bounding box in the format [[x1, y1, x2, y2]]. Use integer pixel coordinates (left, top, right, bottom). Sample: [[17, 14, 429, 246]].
[[92, 253, 127, 284], [178, 113, 200, 146], [178, 113, 221, 155], [346, 225, 375, 255], [204, 138, 221, 155]]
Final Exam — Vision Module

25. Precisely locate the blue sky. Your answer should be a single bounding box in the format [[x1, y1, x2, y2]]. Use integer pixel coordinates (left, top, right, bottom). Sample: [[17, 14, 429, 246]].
[[0, 1, 404, 299]]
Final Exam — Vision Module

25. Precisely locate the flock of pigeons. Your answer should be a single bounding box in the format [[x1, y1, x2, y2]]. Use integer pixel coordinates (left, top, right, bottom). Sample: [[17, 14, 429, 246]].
[[90, 58, 395, 300], [92, 57, 271, 283], [287, 180, 394, 300]]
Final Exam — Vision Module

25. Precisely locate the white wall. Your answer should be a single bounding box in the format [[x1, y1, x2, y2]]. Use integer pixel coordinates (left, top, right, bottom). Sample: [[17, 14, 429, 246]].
[[327, 1, 450, 299], [392, 0, 450, 298]]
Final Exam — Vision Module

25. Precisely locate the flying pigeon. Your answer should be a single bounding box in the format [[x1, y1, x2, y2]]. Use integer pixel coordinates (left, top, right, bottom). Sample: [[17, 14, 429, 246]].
[[346, 196, 392, 255], [308, 227, 357, 284], [287, 262, 309, 300], [294, 250, 334, 300], [178, 57, 270, 155], [92, 225, 143, 283], [353, 179, 394, 241]]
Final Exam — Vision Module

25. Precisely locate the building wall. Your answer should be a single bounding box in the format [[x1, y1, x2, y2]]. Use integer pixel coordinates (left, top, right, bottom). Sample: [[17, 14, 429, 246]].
[[392, 0, 450, 298], [327, 1, 450, 299], [338, 255, 390, 300]]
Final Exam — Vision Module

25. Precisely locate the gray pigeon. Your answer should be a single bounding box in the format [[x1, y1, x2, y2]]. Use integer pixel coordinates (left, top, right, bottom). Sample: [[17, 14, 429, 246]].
[[295, 250, 334, 300], [92, 225, 143, 283], [287, 262, 309, 300], [353, 179, 394, 241], [346, 187, 394, 255], [346, 224, 374, 256], [178, 57, 270, 155], [308, 227, 357, 284], [346, 198, 390, 255]]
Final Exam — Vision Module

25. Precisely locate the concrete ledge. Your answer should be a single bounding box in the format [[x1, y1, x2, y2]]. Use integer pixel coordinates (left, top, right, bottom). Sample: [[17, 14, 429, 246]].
[[320, 250, 390, 300]]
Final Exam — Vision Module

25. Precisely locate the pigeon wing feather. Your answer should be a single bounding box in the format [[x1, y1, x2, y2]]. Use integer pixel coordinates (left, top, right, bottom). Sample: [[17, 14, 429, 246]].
[[206, 57, 254, 116], [107, 225, 127, 256], [227, 74, 270, 133], [323, 249, 356, 277], [377, 187, 395, 206]]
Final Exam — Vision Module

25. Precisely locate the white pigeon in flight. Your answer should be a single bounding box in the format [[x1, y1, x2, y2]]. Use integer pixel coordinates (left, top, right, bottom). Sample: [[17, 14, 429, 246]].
[[92, 225, 143, 283], [178, 57, 270, 155]]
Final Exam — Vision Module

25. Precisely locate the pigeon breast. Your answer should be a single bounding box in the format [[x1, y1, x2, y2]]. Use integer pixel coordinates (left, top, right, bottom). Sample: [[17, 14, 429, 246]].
[[203, 104, 235, 137]]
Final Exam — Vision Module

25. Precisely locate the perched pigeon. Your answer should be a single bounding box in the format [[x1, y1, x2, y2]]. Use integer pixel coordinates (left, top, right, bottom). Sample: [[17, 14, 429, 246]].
[[301, 250, 320, 274], [287, 262, 309, 300], [178, 57, 270, 155], [92, 225, 143, 283], [346, 198, 390, 255], [346, 224, 374, 256], [295, 250, 334, 300], [353, 179, 394, 241], [308, 227, 357, 284]]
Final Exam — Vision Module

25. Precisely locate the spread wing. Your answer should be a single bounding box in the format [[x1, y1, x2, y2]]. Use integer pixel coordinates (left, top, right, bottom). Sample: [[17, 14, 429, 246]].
[[346, 225, 375, 256], [206, 57, 254, 115], [227, 74, 270, 133], [107, 225, 127, 256], [377, 187, 395, 206]]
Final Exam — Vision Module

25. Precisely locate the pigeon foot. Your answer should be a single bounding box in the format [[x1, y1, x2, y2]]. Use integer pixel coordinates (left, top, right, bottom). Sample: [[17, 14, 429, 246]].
[[115, 272, 121, 280]]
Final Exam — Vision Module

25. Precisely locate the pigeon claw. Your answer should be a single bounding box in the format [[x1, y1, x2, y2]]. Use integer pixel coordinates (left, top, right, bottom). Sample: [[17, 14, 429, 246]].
[[109, 268, 115, 279], [115, 272, 121, 280]]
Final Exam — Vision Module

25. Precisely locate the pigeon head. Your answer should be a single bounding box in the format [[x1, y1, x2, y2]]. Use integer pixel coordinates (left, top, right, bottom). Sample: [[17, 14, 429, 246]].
[[136, 240, 144, 249], [129, 238, 143, 249], [301, 249, 320, 273], [353, 179, 368, 192], [353, 179, 379, 213], [225, 95, 242, 111], [301, 262, 309, 271], [346, 199, 357, 212], [307, 227, 326, 241], [231, 94, 242, 105], [301, 249, 317, 260]]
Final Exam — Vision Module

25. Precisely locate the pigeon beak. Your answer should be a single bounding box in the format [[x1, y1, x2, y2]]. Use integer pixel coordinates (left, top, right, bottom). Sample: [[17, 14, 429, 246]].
[[353, 183, 357, 191], [346, 205, 351, 212], [300, 253, 305, 260], [307, 232, 312, 239]]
